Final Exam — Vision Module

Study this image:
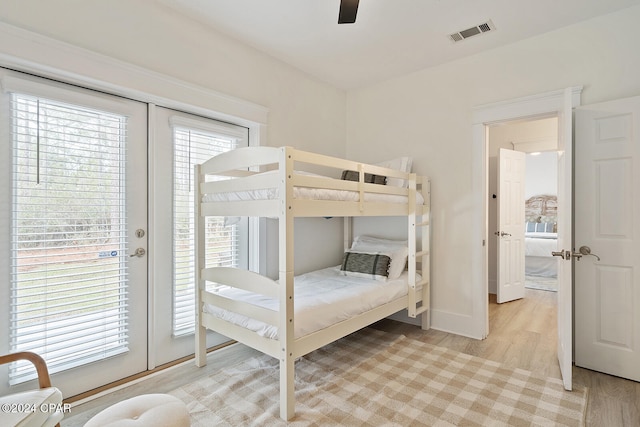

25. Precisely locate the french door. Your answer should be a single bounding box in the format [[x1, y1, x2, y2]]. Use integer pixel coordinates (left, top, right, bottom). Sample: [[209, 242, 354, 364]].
[[151, 106, 249, 366], [0, 69, 252, 395], [0, 70, 148, 397]]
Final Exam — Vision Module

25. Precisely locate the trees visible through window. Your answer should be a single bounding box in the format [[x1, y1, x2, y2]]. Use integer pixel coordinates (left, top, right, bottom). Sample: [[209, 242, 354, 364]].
[[10, 93, 130, 382], [172, 127, 243, 336]]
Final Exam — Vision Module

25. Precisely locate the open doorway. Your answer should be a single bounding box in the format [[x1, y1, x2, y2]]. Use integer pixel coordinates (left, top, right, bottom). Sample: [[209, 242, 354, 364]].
[[473, 87, 579, 389], [487, 116, 559, 298]]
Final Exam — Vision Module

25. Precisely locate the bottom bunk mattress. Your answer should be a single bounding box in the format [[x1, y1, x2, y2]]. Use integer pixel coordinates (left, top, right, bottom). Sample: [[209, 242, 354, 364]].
[[203, 266, 419, 340]]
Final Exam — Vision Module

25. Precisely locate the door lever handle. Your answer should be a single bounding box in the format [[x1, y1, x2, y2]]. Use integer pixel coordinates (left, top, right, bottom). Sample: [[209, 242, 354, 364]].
[[130, 248, 146, 258], [494, 231, 512, 237], [578, 245, 600, 261]]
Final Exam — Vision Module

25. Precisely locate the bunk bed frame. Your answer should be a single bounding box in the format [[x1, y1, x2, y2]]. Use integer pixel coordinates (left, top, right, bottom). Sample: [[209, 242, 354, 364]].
[[194, 146, 430, 420]]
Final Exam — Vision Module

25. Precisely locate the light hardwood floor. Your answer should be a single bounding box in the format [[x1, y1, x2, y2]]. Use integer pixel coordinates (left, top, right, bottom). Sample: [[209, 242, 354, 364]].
[[63, 289, 639, 426]]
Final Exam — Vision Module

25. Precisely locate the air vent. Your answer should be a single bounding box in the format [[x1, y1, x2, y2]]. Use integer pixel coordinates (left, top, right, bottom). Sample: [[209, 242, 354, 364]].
[[449, 20, 495, 43]]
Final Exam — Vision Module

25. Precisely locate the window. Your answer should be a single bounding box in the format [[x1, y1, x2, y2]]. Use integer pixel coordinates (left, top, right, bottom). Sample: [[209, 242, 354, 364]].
[[9, 93, 131, 382], [171, 119, 249, 336]]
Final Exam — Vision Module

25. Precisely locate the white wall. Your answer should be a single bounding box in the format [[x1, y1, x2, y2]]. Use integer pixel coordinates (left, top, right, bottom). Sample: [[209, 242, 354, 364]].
[[525, 152, 558, 199], [0, 0, 347, 155], [0, 0, 348, 276], [346, 5, 640, 337]]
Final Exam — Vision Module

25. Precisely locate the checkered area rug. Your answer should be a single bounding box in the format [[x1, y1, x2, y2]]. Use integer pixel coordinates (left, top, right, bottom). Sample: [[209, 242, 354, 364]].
[[170, 329, 587, 426]]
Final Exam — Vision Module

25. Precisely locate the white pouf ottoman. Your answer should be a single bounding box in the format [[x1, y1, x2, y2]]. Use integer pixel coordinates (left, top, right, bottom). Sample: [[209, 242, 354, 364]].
[[85, 394, 190, 427]]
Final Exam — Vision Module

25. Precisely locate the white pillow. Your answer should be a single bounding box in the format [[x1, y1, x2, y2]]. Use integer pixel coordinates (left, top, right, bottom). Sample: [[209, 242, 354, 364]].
[[375, 157, 413, 188], [351, 235, 408, 280]]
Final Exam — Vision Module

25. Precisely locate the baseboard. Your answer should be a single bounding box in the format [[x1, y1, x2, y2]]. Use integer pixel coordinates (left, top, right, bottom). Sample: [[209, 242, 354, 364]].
[[431, 308, 486, 340]]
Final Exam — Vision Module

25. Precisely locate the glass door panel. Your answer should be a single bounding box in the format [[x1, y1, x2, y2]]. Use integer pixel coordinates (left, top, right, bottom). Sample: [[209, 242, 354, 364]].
[[0, 70, 148, 398]]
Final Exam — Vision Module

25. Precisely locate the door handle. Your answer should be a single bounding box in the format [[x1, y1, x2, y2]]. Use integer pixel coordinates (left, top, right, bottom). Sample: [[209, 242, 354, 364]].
[[494, 231, 512, 237], [551, 249, 569, 260], [578, 245, 600, 261], [130, 248, 146, 258]]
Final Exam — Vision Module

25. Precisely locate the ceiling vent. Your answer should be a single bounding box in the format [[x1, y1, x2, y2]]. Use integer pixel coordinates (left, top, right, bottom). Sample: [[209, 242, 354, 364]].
[[449, 20, 495, 43]]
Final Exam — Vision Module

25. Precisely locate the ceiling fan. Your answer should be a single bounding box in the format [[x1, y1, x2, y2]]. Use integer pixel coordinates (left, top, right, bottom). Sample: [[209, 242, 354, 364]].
[[338, 0, 359, 24]]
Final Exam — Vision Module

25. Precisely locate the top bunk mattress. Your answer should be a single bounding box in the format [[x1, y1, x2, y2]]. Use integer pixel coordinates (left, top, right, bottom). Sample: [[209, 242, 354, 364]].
[[204, 266, 421, 340], [203, 171, 425, 205]]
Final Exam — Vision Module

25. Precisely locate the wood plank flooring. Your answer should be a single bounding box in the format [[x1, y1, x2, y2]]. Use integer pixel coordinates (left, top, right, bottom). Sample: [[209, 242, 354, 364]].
[[62, 289, 639, 426]]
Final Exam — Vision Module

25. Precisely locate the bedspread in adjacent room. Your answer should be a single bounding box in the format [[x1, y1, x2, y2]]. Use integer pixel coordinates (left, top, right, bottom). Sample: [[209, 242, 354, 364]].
[[525, 232, 557, 277]]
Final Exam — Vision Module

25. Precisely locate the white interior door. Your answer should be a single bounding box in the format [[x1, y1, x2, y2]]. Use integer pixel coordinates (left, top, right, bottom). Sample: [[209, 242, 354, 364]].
[[574, 96, 640, 381], [555, 88, 573, 390], [496, 148, 526, 303]]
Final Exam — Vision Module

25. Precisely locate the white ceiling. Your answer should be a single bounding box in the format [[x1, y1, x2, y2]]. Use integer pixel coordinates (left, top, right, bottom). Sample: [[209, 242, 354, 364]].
[[159, 0, 640, 90]]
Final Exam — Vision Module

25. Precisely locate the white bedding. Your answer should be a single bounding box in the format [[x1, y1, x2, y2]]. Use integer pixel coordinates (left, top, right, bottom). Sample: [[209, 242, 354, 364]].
[[525, 235, 557, 257], [204, 266, 420, 340], [525, 234, 558, 277], [525, 231, 557, 240], [203, 171, 425, 205]]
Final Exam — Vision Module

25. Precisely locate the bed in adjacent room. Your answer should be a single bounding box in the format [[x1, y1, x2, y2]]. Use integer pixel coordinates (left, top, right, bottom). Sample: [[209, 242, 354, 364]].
[[525, 222, 557, 278]]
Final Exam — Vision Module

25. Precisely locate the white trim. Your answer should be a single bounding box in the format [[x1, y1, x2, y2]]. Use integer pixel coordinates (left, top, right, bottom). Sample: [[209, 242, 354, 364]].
[[430, 309, 483, 340], [148, 103, 158, 370], [469, 121, 489, 339], [471, 87, 582, 339], [169, 115, 249, 139], [472, 87, 583, 125], [0, 22, 268, 126], [0, 70, 141, 115]]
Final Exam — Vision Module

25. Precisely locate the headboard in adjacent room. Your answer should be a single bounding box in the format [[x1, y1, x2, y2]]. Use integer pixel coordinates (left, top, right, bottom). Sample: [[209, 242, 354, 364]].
[[525, 194, 557, 231]]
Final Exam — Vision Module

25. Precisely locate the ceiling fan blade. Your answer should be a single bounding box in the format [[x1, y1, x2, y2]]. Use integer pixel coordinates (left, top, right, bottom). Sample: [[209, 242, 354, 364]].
[[338, 0, 359, 24]]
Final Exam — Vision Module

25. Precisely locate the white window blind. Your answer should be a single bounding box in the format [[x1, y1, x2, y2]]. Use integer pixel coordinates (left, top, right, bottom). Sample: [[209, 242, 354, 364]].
[[172, 127, 243, 336], [9, 93, 130, 383]]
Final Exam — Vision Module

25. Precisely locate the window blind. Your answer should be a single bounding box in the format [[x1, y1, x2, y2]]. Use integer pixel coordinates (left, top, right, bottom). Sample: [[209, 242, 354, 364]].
[[9, 93, 130, 383], [172, 127, 241, 336]]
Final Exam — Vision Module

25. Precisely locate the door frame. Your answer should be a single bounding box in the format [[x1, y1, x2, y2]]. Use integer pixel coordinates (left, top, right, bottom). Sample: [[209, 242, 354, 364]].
[[471, 87, 582, 339]]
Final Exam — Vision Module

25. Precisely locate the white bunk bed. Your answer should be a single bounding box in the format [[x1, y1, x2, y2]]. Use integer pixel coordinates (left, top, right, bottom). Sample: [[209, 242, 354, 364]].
[[194, 146, 430, 420]]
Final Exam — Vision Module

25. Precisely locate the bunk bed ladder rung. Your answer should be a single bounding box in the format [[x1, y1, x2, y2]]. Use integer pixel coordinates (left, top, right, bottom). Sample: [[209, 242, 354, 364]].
[[415, 305, 429, 316], [408, 176, 430, 328]]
